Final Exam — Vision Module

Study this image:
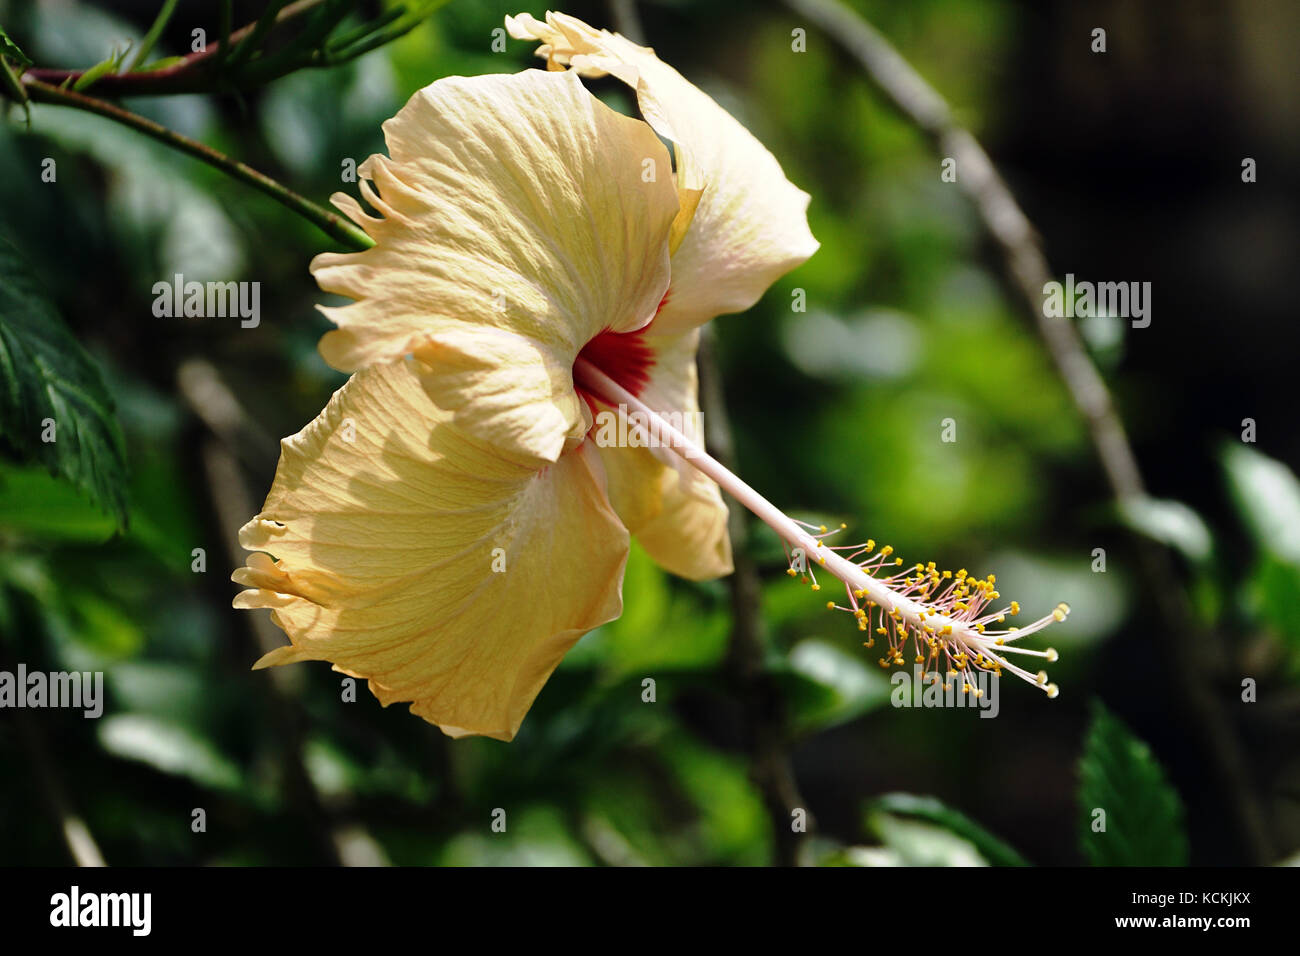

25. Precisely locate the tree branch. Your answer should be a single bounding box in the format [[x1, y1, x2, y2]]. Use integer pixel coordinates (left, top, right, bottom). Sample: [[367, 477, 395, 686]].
[[20, 78, 371, 251], [21, 0, 325, 96]]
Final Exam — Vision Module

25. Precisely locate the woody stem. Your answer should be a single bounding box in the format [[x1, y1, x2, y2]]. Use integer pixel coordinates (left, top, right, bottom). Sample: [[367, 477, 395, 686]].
[[19, 78, 373, 252]]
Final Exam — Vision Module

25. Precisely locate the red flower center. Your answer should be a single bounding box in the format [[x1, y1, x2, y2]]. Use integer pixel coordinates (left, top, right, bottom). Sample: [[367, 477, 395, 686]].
[[576, 324, 655, 403], [573, 290, 668, 412]]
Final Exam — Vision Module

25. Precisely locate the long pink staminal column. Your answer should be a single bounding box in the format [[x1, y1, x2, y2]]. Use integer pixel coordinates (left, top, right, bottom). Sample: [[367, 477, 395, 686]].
[[573, 357, 1068, 696]]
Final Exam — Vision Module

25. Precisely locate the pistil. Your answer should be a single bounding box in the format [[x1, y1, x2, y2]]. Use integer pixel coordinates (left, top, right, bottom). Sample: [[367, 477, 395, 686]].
[[573, 357, 1066, 697]]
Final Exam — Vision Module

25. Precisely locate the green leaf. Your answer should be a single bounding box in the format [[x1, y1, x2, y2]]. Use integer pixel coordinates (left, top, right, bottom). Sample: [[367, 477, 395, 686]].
[[125, 0, 178, 72], [1222, 445, 1300, 651], [866, 792, 1030, 866], [1118, 495, 1213, 564], [71, 54, 119, 92], [863, 811, 990, 866], [0, 235, 128, 525], [661, 732, 770, 864], [566, 542, 728, 678], [440, 805, 590, 867], [1077, 701, 1188, 865], [0, 24, 32, 67], [1249, 555, 1300, 655], [778, 638, 892, 733], [97, 714, 243, 791], [135, 55, 187, 73], [0, 463, 117, 542], [1222, 443, 1300, 565]]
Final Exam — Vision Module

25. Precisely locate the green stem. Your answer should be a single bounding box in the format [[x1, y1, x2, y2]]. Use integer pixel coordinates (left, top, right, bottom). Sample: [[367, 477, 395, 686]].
[[227, 0, 291, 69], [19, 0, 327, 97], [22, 78, 372, 252], [125, 0, 179, 72]]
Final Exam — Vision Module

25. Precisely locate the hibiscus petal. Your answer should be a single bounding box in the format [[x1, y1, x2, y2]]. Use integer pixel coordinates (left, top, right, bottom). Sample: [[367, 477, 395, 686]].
[[233, 358, 629, 741], [312, 68, 678, 465], [507, 12, 819, 334], [594, 328, 732, 580]]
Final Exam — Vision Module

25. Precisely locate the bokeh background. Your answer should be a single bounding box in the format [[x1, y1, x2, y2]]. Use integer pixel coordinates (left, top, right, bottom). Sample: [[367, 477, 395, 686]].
[[1, 0, 1297, 866]]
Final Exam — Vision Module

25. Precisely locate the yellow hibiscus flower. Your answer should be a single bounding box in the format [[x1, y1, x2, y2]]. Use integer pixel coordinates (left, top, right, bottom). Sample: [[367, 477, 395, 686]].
[[234, 12, 1065, 742]]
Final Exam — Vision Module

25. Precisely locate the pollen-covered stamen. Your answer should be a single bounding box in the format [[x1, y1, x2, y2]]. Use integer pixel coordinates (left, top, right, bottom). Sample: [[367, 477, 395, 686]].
[[813, 545, 1067, 696], [571, 357, 1068, 699]]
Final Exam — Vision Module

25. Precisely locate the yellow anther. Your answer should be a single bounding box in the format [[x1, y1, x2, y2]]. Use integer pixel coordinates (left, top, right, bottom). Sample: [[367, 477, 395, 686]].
[[786, 568, 797, 577], [826, 601, 835, 610], [1045, 683, 1059, 699]]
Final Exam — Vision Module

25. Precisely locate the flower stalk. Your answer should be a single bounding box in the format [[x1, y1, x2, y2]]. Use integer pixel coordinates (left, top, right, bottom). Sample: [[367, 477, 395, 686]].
[[574, 356, 1067, 696]]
